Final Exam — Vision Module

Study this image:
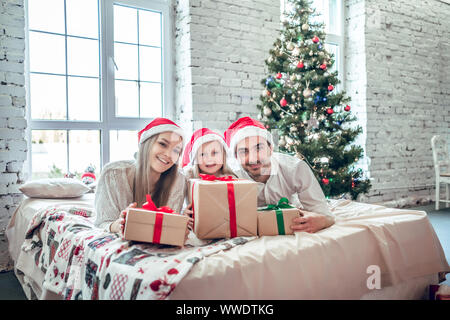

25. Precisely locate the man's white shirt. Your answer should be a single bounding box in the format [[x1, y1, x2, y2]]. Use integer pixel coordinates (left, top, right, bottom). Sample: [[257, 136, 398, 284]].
[[230, 152, 333, 217]]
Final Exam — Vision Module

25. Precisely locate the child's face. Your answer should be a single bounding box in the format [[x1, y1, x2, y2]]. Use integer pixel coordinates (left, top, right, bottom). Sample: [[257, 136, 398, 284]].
[[196, 140, 224, 175]]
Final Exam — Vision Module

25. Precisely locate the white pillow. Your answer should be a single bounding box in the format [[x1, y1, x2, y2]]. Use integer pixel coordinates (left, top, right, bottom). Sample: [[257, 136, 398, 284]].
[[19, 178, 91, 198]]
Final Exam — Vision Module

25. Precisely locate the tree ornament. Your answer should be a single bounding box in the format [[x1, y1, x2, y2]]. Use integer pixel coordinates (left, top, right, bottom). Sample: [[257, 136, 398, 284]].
[[286, 42, 294, 51], [328, 85, 334, 91], [303, 88, 312, 98], [279, 136, 286, 147], [301, 23, 309, 31], [312, 36, 320, 43], [290, 74, 297, 81], [326, 108, 334, 115], [297, 61, 304, 69], [344, 105, 351, 111], [280, 98, 288, 107], [292, 47, 300, 56], [320, 63, 327, 70], [276, 72, 282, 79], [263, 106, 272, 116], [309, 50, 314, 56], [322, 178, 330, 185], [290, 125, 298, 133]]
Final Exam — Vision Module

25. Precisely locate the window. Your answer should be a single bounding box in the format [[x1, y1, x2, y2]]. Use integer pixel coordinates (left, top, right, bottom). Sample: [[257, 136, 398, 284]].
[[281, 0, 344, 84], [25, 0, 173, 179]]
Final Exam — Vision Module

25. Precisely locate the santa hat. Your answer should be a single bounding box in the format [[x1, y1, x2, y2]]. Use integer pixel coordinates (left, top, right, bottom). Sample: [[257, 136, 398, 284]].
[[224, 117, 273, 155], [182, 128, 229, 167], [138, 117, 185, 145]]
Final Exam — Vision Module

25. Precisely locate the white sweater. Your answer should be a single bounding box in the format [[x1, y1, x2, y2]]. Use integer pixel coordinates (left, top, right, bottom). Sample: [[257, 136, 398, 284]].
[[94, 160, 187, 231]]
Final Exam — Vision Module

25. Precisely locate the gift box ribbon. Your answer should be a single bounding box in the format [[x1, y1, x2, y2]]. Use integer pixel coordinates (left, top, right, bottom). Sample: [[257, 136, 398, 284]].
[[258, 197, 294, 235], [193, 174, 238, 238], [141, 194, 177, 244]]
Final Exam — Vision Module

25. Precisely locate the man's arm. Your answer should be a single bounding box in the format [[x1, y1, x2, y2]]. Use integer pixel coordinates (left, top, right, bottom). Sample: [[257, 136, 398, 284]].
[[292, 160, 335, 232]]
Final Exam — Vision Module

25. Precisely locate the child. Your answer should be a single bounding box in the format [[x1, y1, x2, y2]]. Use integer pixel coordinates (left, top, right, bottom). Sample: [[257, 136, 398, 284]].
[[181, 128, 237, 218]]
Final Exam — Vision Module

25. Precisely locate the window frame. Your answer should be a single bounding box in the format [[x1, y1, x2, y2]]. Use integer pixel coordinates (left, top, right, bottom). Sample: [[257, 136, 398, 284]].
[[24, 0, 174, 179]]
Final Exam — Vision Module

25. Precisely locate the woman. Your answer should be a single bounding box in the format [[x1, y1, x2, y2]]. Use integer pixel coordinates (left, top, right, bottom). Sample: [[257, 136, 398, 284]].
[[94, 118, 189, 235]]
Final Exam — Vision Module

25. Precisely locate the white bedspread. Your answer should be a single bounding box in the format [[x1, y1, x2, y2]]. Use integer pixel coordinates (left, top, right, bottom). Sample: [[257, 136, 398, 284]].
[[6, 195, 450, 300]]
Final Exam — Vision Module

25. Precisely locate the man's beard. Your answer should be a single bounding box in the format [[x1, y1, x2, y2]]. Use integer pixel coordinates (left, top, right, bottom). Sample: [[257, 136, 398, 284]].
[[244, 160, 271, 179]]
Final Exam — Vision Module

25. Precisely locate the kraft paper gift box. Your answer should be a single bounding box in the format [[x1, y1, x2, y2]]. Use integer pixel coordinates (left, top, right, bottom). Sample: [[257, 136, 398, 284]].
[[124, 195, 189, 246], [190, 174, 258, 239], [257, 198, 301, 236]]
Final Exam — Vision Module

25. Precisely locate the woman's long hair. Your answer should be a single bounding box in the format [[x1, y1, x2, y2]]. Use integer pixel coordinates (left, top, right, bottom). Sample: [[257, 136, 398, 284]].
[[134, 134, 180, 207]]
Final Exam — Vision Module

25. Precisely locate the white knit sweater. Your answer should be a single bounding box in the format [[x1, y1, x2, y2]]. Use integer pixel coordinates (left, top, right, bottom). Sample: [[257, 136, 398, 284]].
[[94, 160, 187, 231]]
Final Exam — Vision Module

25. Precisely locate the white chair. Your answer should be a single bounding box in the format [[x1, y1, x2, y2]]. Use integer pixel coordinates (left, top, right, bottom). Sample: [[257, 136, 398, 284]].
[[431, 135, 450, 210]]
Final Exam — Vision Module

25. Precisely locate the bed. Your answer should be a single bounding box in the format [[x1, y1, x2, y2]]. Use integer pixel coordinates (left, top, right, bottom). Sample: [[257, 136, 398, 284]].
[[6, 193, 450, 300]]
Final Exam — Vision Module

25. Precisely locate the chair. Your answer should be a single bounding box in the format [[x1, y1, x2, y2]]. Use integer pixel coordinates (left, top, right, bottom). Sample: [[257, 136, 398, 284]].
[[431, 135, 450, 210]]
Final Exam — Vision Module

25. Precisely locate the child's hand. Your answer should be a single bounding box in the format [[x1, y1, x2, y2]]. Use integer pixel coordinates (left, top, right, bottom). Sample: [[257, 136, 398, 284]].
[[182, 203, 193, 218], [187, 217, 194, 231]]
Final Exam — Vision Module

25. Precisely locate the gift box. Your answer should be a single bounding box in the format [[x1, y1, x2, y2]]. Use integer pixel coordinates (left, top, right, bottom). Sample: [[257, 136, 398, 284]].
[[191, 174, 258, 239], [124, 195, 189, 246], [257, 198, 301, 236]]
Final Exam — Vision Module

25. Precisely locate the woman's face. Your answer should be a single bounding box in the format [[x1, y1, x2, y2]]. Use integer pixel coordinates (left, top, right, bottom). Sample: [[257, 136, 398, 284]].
[[196, 140, 224, 175], [149, 131, 183, 173]]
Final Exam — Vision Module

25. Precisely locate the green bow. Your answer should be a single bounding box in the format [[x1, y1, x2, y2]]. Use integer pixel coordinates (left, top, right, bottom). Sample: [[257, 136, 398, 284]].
[[258, 198, 294, 235]]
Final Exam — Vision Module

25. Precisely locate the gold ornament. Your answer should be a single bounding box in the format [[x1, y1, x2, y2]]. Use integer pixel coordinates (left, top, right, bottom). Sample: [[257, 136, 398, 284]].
[[301, 23, 309, 31]]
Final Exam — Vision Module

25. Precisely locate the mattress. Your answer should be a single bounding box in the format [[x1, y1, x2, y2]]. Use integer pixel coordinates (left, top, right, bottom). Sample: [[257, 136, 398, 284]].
[[6, 195, 450, 300]]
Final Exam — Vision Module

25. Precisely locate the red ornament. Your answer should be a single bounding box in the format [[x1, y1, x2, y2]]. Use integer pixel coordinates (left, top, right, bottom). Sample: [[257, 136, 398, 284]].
[[322, 178, 329, 185], [344, 105, 351, 111], [328, 85, 334, 91], [297, 61, 304, 69], [280, 98, 288, 107], [266, 90, 271, 96], [326, 108, 334, 115], [352, 181, 355, 188], [312, 36, 320, 43], [320, 63, 327, 70], [276, 72, 282, 79]]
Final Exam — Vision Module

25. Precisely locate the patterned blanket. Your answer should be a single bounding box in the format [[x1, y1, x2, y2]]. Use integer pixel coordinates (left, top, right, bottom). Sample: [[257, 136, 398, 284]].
[[21, 204, 255, 300]]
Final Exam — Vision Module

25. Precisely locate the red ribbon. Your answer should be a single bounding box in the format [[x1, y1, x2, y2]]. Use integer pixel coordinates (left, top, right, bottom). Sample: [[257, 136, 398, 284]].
[[197, 175, 238, 238], [140, 194, 177, 244], [199, 174, 236, 182]]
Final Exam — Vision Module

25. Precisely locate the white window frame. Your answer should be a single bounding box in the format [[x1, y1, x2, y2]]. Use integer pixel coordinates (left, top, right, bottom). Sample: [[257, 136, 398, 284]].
[[24, 0, 174, 179]]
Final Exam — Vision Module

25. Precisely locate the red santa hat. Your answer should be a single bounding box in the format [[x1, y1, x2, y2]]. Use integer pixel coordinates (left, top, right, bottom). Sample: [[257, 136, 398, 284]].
[[138, 117, 185, 145], [182, 128, 229, 167], [224, 117, 273, 155]]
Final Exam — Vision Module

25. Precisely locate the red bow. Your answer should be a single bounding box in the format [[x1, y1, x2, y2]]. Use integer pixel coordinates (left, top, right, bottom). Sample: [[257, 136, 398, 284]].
[[199, 174, 236, 182], [142, 194, 176, 214], [140, 194, 178, 244]]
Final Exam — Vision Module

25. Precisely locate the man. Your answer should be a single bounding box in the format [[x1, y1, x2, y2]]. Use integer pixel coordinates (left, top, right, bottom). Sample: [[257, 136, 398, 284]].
[[224, 117, 335, 233]]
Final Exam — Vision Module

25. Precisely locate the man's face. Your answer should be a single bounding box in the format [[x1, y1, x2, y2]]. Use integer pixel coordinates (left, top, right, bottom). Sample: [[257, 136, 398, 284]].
[[235, 136, 273, 177]]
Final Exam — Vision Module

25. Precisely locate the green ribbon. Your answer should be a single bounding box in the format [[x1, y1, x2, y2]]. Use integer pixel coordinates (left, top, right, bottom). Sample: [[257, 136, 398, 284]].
[[258, 198, 294, 235]]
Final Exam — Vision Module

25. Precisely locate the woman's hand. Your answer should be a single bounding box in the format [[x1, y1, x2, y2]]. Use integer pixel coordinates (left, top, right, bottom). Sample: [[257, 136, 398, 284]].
[[110, 202, 137, 236]]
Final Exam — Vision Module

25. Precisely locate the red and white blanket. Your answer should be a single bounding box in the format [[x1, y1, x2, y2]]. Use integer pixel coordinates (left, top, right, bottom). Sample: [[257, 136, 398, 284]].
[[21, 204, 255, 300]]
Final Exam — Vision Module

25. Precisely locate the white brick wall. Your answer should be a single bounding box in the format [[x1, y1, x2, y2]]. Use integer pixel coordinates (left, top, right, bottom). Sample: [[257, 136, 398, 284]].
[[0, 0, 26, 271], [345, 0, 450, 205], [174, 0, 280, 134]]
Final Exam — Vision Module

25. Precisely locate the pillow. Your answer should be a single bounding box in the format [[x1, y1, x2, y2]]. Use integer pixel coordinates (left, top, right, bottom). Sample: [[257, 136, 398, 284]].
[[19, 178, 91, 198]]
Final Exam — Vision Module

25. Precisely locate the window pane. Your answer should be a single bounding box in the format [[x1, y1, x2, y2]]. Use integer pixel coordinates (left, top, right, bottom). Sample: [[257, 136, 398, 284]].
[[29, 31, 66, 74], [114, 5, 138, 44], [31, 130, 67, 179], [139, 9, 161, 47], [110, 130, 138, 162], [68, 130, 100, 176], [114, 42, 138, 80], [68, 77, 100, 121], [140, 82, 162, 118], [28, 0, 65, 34], [30, 73, 66, 120], [139, 46, 161, 82], [67, 37, 99, 77], [115, 80, 139, 117], [328, 0, 341, 35], [66, 0, 99, 38]]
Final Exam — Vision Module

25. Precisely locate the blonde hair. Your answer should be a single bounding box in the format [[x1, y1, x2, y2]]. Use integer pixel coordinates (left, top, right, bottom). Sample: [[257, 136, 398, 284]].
[[134, 134, 181, 207]]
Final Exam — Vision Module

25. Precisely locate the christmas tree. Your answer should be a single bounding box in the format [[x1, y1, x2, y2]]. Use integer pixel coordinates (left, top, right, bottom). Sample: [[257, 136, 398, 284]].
[[257, 0, 371, 200]]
